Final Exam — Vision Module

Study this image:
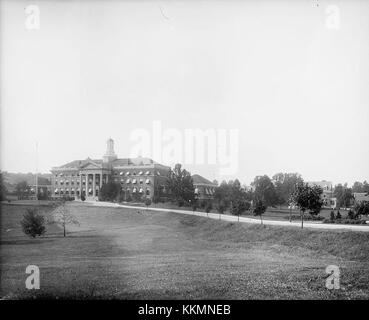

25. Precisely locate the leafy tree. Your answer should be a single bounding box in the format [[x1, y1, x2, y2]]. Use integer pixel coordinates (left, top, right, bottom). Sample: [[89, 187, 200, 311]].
[[98, 181, 121, 202], [50, 200, 79, 237], [354, 201, 369, 217], [253, 199, 267, 224], [21, 208, 46, 238], [334, 184, 353, 208], [252, 175, 279, 207], [0, 173, 7, 201], [166, 164, 195, 205], [230, 198, 250, 216], [15, 180, 30, 200], [290, 182, 323, 228], [352, 181, 369, 193], [214, 179, 247, 211], [272, 172, 303, 205]]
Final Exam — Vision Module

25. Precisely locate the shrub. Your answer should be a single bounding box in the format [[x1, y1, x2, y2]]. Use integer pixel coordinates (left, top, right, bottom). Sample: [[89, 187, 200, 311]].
[[347, 209, 355, 220], [177, 199, 184, 207], [336, 210, 342, 220], [21, 208, 46, 238], [323, 218, 366, 225], [330, 210, 335, 221]]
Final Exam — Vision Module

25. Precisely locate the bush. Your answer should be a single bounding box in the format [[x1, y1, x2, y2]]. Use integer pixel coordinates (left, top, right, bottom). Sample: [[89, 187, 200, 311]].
[[336, 210, 342, 220], [286, 214, 324, 221], [323, 218, 366, 225], [330, 210, 335, 221], [177, 199, 184, 207], [21, 208, 46, 238], [347, 209, 356, 220]]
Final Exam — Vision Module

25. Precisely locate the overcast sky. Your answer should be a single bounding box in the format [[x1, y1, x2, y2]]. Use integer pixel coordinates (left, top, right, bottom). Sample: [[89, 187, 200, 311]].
[[1, 0, 368, 186]]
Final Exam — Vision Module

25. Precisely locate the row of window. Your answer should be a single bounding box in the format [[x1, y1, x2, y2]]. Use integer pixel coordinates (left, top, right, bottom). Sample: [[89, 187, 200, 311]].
[[54, 188, 151, 195], [114, 178, 151, 184], [195, 187, 216, 195], [114, 170, 163, 176]]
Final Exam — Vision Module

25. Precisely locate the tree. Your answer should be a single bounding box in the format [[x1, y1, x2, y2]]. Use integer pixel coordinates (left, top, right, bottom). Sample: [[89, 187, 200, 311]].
[[352, 181, 369, 193], [21, 208, 46, 238], [50, 200, 79, 237], [272, 172, 303, 206], [354, 201, 369, 217], [252, 175, 279, 207], [334, 184, 353, 208], [98, 181, 121, 202], [15, 180, 30, 200], [253, 199, 267, 225], [166, 164, 195, 205], [290, 182, 323, 228], [0, 173, 7, 201], [214, 179, 247, 212], [230, 198, 250, 221]]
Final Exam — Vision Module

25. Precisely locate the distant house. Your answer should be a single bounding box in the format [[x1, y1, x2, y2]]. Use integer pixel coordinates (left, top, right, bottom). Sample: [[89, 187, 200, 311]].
[[353, 192, 369, 204], [307, 180, 337, 208], [192, 174, 217, 201]]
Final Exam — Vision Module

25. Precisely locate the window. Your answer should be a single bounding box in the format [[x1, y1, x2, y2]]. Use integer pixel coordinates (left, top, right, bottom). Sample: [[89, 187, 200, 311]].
[[146, 179, 150, 184], [133, 171, 136, 175], [138, 171, 143, 175], [139, 179, 143, 184], [125, 172, 130, 176], [139, 188, 143, 193], [145, 171, 150, 175], [132, 187, 137, 193], [126, 179, 131, 183], [132, 179, 137, 184], [120, 171, 124, 175], [146, 189, 150, 196]]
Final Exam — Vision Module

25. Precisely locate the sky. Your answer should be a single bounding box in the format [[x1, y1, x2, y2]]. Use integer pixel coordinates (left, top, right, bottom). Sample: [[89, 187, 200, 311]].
[[1, 0, 368, 186]]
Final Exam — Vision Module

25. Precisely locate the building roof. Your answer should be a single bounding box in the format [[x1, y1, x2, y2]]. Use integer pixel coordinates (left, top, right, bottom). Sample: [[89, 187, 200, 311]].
[[54, 157, 159, 170], [192, 174, 216, 186]]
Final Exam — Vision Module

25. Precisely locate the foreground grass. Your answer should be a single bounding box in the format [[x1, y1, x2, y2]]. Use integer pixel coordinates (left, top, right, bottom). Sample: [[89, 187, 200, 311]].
[[1, 202, 368, 299]]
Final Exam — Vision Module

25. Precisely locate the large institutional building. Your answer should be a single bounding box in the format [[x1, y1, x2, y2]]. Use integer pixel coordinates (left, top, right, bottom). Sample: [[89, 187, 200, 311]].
[[51, 139, 171, 201], [51, 138, 217, 202]]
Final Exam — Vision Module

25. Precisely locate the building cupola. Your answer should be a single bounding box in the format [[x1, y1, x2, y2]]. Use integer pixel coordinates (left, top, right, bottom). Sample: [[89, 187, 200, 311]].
[[103, 138, 117, 163]]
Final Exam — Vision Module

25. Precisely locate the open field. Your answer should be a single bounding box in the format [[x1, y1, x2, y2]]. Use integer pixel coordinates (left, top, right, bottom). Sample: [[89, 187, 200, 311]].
[[1, 201, 369, 299]]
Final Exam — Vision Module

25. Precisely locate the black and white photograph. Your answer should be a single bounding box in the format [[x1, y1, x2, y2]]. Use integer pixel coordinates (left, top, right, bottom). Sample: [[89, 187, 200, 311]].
[[1, 0, 369, 308]]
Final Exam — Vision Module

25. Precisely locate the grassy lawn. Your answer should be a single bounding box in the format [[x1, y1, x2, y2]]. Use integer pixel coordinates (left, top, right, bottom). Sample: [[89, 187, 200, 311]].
[[1, 201, 368, 299]]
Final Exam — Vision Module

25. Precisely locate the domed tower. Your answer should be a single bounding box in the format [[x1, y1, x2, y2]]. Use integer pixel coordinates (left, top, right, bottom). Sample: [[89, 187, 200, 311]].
[[103, 138, 117, 163]]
